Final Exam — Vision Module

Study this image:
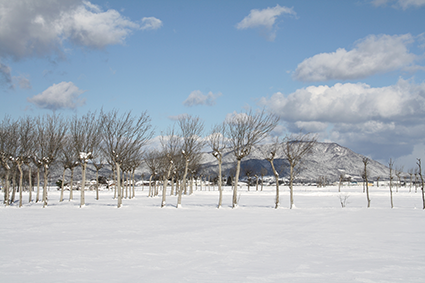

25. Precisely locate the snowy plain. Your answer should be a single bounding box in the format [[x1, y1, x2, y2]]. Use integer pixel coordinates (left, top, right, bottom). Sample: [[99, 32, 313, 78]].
[[1, 184, 424, 283]]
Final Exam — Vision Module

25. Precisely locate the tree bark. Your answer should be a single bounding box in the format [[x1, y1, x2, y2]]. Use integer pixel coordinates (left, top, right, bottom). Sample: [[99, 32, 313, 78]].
[[60, 168, 66, 202], [233, 159, 241, 208], [289, 164, 294, 209], [3, 169, 10, 206], [116, 162, 122, 208], [69, 167, 74, 201], [17, 162, 23, 207], [217, 161, 223, 208], [177, 158, 189, 208], [28, 166, 32, 203], [42, 165, 48, 208], [80, 162, 87, 208], [36, 167, 40, 203]]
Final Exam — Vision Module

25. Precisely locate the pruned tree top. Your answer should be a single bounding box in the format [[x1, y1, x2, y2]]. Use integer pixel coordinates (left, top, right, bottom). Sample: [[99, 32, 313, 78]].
[[226, 109, 279, 160], [282, 132, 318, 167], [208, 122, 227, 156], [177, 114, 204, 160], [35, 114, 68, 165], [100, 109, 154, 165]]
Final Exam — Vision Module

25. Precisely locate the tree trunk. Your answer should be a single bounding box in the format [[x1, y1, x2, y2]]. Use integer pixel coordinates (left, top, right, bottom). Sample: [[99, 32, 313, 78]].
[[217, 161, 223, 208], [161, 175, 167, 208], [149, 175, 153, 197], [4, 169, 10, 206], [42, 165, 49, 208], [170, 175, 175, 196], [289, 164, 294, 209], [28, 166, 32, 203], [177, 158, 189, 208], [60, 168, 66, 202], [69, 167, 74, 201], [233, 159, 241, 208], [116, 162, 122, 208], [10, 169, 16, 204], [131, 168, 135, 199], [95, 168, 99, 200], [261, 173, 264, 191], [18, 162, 23, 208], [80, 162, 87, 208], [365, 179, 370, 208], [36, 167, 40, 203]]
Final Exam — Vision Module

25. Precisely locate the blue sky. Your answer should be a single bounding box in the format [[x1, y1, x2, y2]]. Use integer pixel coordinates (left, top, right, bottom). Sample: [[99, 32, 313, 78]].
[[1, 0, 425, 169]]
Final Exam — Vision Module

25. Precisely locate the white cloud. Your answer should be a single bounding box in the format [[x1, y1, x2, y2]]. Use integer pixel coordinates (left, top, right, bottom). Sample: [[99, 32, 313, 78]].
[[398, 0, 425, 9], [236, 5, 296, 41], [27, 81, 86, 110], [0, 0, 162, 59], [260, 78, 425, 165], [262, 78, 425, 123], [183, 90, 222, 107], [371, 0, 425, 9], [293, 34, 419, 82], [140, 17, 163, 31]]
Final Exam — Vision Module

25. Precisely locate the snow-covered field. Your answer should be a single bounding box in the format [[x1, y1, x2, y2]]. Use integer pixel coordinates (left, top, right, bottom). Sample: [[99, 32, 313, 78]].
[[1, 185, 424, 283]]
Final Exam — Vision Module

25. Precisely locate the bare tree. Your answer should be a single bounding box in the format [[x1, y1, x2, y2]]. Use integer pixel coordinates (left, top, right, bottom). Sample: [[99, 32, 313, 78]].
[[388, 158, 395, 208], [70, 112, 101, 208], [417, 159, 425, 209], [225, 109, 278, 208], [176, 115, 204, 208], [362, 157, 371, 208], [0, 116, 18, 206], [92, 153, 105, 200], [101, 110, 154, 208], [144, 149, 161, 198], [36, 114, 68, 208], [265, 137, 281, 209], [160, 126, 180, 207], [208, 123, 227, 208], [395, 165, 404, 192], [338, 170, 345, 192], [407, 168, 414, 192], [281, 132, 317, 209]]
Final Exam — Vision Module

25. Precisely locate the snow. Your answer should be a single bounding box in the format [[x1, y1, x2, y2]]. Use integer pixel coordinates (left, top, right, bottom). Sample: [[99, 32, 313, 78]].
[[1, 185, 424, 282]]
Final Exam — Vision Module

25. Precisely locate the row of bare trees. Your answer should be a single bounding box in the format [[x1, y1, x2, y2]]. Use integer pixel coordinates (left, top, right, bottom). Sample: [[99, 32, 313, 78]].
[[5, 107, 420, 210], [0, 110, 154, 208]]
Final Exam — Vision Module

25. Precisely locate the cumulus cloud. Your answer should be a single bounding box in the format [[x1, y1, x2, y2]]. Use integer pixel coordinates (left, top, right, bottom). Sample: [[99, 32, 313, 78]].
[[260, 78, 425, 164], [262, 78, 425, 123], [0, 0, 139, 59], [236, 4, 296, 41], [140, 17, 163, 31], [27, 81, 86, 110], [371, 0, 425, 9], [0, 0, 162, 88], [183, 90, 222, 107], [293, 34, 420, 82]]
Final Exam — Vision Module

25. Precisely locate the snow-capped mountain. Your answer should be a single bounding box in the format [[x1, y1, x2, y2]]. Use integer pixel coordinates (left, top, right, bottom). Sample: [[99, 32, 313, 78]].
[[48, 142, 392, 184]]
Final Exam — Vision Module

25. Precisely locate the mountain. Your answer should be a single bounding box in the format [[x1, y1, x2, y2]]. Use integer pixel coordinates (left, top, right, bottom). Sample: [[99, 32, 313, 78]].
[[198, 142, 390, 183], [47, 142, 391, 185]]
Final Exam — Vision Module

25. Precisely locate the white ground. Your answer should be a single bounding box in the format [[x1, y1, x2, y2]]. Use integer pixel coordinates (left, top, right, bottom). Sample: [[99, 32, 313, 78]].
[[1, 184, 424, 283]]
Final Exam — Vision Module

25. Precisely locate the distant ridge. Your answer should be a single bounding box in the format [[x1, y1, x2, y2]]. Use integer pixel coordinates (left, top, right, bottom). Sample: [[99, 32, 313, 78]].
[[48, 142, 391, 184], [198, 142, 390, 182]]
